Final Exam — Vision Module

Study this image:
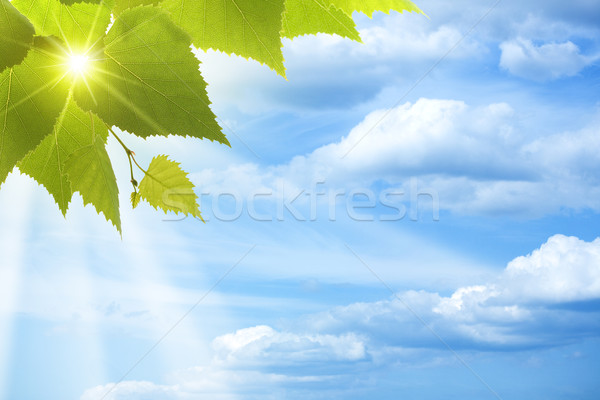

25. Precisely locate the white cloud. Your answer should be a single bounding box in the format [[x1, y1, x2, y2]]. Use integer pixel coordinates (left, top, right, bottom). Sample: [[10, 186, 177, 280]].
[[416, 0, 600, 41], [499, 38, 597, 81], [192, 98, 600, 218], [196, 98, 520, 187], [271, 235, 600, 354], [428, 235, 600, 344], [212, 325, 366, 365], [81, 381, 180, 400], [194, 0, 600, 115], [502, 234, 600, 302], [433, 235, 600, 319], [81, 369, 332, 400], [81, 234, 600, 399], [347, 19, 484, 61], [197, 11, 485, 114]]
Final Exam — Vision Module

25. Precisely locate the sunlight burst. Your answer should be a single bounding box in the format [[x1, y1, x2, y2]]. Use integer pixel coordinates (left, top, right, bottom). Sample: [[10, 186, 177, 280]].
[[69, 54, 89, 76]]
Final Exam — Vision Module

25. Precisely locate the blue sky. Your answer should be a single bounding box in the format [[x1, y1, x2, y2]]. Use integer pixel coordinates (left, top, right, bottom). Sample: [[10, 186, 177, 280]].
[[1, 0, 600, 399]]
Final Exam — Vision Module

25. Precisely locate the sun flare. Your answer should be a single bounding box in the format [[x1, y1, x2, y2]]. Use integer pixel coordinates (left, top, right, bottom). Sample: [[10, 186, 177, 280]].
[[69, 54, 89, 75]]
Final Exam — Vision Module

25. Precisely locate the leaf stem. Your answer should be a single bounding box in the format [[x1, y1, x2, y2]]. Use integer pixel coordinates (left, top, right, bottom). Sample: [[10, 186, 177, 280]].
[[130, 153, 148, 175], [105, 124, 148, 190], [106, 124, 130, 154], [127, 152, 136, 189]]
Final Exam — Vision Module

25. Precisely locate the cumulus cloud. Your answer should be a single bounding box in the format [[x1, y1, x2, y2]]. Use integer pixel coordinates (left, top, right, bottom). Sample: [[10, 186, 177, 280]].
[[212, 325, 366, 365], [502, 235, 600, 302], [193, 98, 600, 218], [302, 234, 600, 350], [417, 235, 595, 327], [499, 39, 597, 81], [199, 98, 522, 188], [81, 234, 600, 399], [198, 99, 485, 186]]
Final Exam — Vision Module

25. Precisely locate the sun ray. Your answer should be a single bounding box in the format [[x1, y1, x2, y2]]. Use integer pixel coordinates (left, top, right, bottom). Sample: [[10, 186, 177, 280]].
[[0, 175, 36, 398], [84, 0, 111, 50], [3, 68, 69, 113], [77, 66, 185, 137], [79, 73, 98, 106], [51, 12, 75, 56]]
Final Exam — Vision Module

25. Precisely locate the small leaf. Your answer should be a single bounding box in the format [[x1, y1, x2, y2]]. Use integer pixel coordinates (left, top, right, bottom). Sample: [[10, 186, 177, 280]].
[[12, 0, 114, 53], [0, 37, 71, 186], [0, 0, 35, 72], [73, 6, 228, 144], [138, 155, 202, 219], [64, 135, 121, 232], [161, 0, 287, 76], [18, 99, 108, 215], [327, 0, 424, 18], [131, 191, 140, 208]]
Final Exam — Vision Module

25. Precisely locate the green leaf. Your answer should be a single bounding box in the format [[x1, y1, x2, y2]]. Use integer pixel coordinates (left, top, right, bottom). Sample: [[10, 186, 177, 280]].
[[161, 0, 287, 76], [64, 135, 121, 232], [138, 155, 202, 219], [73, 6, 228, 144], [282, 0, 360, 41], [18, 99, 107, 215], [131, 191, 140, 208], [12, 0, 114, 53], [328, 0, 424, 17], [0, 37, 71, 186], [0, 0, 35, 72]]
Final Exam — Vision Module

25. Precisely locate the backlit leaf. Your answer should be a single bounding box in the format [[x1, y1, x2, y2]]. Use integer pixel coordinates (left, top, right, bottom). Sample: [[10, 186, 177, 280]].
[[0, 37, 71, 186], [18, 99, 108, 215], [161, 0, 287, 76], [131, 191, 140, 208], [282, 0, 360, 41], [138, 155, 202, 219], [328, 0, 424, 17], [73, 6, 228, 144], [0, 0, 35, 72], [12, 0, 114, 53], [64, 134, 121, 231]]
